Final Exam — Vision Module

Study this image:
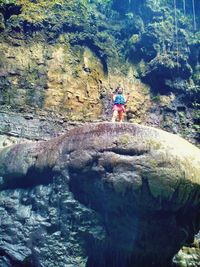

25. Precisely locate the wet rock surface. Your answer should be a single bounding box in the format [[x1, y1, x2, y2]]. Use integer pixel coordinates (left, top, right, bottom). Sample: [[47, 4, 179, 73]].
[[0, 123, 200, 267], [0, 109, 80, 141]]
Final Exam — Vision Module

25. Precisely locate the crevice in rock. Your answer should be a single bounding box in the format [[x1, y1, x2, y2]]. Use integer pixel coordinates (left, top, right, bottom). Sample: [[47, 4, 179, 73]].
[[0, 249, 34, 267], [1, 166, 54, 190], [103, 147, 148, 156]]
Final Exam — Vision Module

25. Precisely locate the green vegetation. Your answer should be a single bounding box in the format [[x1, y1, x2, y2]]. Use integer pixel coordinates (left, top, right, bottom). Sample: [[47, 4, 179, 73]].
[[0, 0, 199, 140], [146, 139, 162, 150], [119, 134, 130, 145]]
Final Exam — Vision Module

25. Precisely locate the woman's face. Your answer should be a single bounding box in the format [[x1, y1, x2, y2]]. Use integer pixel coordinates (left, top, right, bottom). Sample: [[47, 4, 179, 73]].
[[118, 88, 123, 94]]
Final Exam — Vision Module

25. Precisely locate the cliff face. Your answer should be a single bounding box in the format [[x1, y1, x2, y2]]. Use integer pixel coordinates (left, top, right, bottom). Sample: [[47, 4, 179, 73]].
[[0, 123, 200, 267], [0, 42, 103, 119], [0, 0, 199, 142], [0, 0, 150, 123], [0, 41, 149, 122]]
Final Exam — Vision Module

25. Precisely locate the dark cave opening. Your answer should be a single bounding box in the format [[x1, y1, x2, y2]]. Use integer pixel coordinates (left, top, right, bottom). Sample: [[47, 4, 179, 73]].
[[2, 167, 54, 190]]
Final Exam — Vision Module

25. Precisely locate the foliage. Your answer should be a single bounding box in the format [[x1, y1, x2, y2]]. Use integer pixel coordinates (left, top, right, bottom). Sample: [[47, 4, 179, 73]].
[[0, 0, 89, 24], [0, 0, 200, 120]]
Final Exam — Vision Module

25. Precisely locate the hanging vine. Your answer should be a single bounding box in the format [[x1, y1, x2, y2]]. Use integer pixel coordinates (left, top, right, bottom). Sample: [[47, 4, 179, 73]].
[[183, 0, 186, 16], [192, 0, 197, 30], [173, 0, 179, 64]]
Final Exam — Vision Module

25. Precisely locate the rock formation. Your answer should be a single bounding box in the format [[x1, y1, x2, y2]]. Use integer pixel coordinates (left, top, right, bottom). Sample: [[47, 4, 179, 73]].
[[0, 1, 200, 266], [0, 123, 200, 267]]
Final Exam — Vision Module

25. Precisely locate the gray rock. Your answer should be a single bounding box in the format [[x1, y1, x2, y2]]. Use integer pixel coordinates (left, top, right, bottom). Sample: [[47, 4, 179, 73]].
[[0, 122, 200, 267]]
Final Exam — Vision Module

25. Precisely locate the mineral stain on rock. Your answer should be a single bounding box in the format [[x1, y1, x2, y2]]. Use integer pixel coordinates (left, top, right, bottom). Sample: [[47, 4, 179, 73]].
[[0, 123, 199, 267]]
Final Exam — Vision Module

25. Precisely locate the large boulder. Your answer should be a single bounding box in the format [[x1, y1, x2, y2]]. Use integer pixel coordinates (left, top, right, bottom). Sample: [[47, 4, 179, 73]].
[[0, 122, 200, 267]]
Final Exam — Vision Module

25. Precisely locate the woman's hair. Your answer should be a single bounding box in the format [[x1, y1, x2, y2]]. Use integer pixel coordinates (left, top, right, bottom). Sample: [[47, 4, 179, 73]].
[[117, 87, 123, 93]]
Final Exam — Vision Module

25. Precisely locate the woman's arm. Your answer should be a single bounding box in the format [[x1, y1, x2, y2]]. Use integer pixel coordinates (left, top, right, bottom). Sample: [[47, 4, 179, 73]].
[[112, 93, 116, 102], [125, 93, 130, 103]]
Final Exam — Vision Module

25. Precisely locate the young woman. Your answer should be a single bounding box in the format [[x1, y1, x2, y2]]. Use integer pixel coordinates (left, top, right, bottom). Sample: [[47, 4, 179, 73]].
[[111, 87, 130, 123]]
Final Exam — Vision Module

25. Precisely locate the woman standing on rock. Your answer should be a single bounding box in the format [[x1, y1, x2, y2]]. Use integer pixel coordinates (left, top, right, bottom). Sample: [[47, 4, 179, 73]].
[[111, 87, 130, 123]]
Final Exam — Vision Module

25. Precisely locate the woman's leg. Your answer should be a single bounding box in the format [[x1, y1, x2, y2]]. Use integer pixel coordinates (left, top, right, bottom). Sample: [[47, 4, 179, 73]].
[[118, 110, 124, 122], [112, 109, 118, 122]]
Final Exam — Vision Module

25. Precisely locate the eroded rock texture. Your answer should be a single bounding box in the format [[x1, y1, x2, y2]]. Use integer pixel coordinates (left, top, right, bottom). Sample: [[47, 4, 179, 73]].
[[0, 123, 200, 267]]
